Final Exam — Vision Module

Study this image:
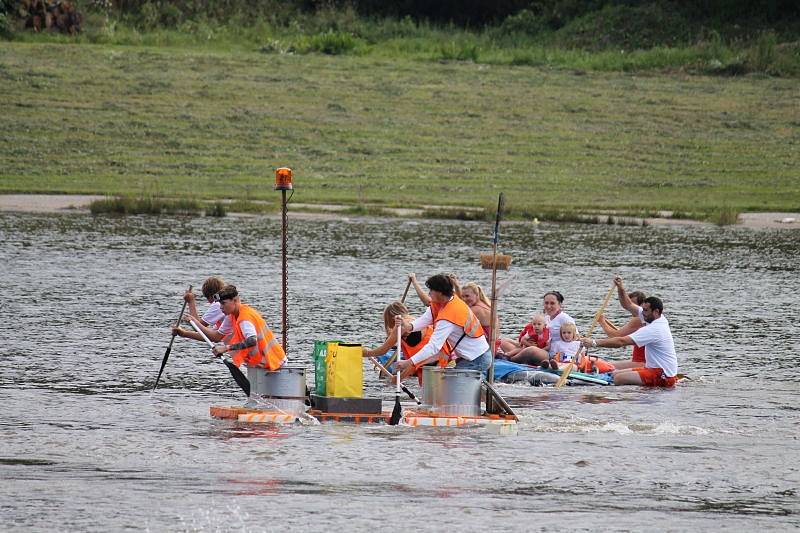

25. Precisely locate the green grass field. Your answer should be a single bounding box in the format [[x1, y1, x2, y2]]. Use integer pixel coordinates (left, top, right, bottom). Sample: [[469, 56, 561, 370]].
[[1, 42, 798, 218]]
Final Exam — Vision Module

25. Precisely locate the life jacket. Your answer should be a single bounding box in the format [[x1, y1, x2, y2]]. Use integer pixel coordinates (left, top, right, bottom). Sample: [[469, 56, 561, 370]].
[[400, 325, 437, 385], [225, 303, 285, 370], [632, 344, 646, 363], [578, 354, 616, 374], [518, 324, 550, 349], [431, 296, 485, 342], [401, 326, 433, 361]]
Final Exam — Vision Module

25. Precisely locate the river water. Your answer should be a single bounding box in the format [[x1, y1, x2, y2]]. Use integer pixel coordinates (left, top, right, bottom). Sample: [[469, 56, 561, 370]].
[[1, 211, 798, 532]]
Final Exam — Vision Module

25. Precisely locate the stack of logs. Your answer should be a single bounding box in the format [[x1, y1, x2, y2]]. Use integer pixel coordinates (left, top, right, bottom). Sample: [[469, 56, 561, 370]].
[[19, 0, 83, 34]]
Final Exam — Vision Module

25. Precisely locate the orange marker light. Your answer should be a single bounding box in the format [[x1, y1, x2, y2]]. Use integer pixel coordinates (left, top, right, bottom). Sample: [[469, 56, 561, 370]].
[[275, 167, 293, 190]]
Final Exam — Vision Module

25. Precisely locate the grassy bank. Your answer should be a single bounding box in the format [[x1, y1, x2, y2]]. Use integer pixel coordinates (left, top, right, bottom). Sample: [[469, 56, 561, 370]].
[[0, 42, 798, 219]]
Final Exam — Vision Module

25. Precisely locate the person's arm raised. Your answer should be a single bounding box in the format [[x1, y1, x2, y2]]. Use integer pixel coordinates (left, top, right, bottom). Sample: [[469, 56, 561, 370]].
[[409, 273, 431, 306], [614, 276, 638, 316]]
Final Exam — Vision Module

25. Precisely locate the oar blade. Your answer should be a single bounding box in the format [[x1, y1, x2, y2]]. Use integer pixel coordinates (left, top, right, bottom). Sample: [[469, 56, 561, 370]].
[[153, 343, 173, 391], [222, 359, 251, 397], [554, 362, 574, 388], [388, 393, 402, 425]]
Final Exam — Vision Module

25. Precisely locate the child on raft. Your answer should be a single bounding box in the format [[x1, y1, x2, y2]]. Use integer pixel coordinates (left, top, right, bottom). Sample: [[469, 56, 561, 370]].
[[499, 313, 550, 361], [361, 301, 446, 384], [541, 322, 581, 370]]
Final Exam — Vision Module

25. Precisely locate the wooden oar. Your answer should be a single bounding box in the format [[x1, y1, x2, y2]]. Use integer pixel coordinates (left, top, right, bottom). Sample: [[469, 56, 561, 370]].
[[485, 192, 505, 413], [154, 284, 192, 391], [400, 278, 412, 304], [482, 379, 518, 420], [388, 324, 403, 425], [555, 283, 616, 388], [383, 279, 414, 369], [369, 356, 421, 404], [188, 319, 251, 397]]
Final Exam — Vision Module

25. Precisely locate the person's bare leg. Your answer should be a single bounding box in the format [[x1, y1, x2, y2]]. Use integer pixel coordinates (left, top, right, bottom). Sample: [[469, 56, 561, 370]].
[[611, 369, 644, 385], [612, 360, 644, 370], [509, 346, 548, 365]]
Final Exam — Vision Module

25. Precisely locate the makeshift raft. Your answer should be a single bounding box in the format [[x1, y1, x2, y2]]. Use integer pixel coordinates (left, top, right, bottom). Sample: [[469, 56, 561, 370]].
[[210, 405, 518, 432]]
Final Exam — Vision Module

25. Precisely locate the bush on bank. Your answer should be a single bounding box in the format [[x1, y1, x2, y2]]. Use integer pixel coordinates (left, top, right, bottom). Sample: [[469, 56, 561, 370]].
[[1, 1, 798, 76]]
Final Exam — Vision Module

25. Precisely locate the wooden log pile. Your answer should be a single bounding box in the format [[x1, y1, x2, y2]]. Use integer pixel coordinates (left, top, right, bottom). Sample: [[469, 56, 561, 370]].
[[19, 0, 83, 34]]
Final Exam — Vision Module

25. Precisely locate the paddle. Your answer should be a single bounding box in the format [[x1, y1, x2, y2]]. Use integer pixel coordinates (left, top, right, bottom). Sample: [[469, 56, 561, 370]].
[[485, 192, 505, 413], [188, 318, 251, 397], [381, 279, 414, 370], [555, 282, 616, 388], [482, 378, 518, 420], [369, 356, 421, 405], [154, 284, 192, 391], [400, 278, 412, 304], [388, 324, 403, 425]]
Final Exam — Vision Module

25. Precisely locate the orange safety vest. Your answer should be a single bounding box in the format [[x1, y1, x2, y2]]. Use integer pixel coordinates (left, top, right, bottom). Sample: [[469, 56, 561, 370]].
[[431, 296, 485, 348], [225, 304, 285, 370], [401, 325, 452, 363], [401, 325, 451, 384]]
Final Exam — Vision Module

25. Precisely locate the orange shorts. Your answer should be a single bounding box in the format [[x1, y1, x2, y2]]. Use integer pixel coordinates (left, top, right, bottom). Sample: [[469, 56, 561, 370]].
[[633, 367, 677, 387]]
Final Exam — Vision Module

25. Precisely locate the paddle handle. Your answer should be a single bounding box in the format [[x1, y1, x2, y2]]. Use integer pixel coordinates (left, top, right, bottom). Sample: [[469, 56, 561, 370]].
[[556, 282, 615, 388], [396, 324, 402, 393], [168, 285, 192, 343], [578, 283, 617, 362], [400, 279, 412, 304], [189, 318, 215, 349]]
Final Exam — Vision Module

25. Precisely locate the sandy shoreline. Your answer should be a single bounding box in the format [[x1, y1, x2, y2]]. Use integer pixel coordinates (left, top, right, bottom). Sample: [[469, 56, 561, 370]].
[[1, 193, 797, 229]]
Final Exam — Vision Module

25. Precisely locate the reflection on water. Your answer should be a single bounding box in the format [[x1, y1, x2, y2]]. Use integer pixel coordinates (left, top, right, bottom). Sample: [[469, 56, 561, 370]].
[[1, 212, 799, 531]]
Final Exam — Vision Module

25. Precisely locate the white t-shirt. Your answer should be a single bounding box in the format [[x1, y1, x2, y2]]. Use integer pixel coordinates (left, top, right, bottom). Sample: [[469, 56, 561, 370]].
[[202, 302, 225, 328], [629, 312, 678, 377], [549, 339, 581, 362], [546, 312, 575, 355]]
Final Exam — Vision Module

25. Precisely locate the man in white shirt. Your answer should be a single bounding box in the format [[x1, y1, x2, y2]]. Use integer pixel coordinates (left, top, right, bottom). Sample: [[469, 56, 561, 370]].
[[581, 277, 678, 387], [395, 274, 491, 381]]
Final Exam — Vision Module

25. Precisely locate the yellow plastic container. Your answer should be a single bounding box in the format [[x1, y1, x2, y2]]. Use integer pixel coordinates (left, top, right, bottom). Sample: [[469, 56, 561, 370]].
[[325, 342, 363, 398]]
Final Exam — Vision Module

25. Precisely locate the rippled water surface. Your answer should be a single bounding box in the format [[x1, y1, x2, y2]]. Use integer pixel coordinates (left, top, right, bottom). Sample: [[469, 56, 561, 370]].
[[1, 212, 799, 532]]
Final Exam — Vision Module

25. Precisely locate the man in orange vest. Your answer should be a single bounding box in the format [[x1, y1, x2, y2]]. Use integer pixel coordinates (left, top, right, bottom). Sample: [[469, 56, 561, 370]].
[[183, 285, 286, 371], [395, 274, 491, 381]]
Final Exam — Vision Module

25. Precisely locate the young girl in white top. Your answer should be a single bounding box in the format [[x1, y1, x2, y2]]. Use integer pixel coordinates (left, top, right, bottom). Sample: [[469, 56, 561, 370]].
[[542, 322, 581, 370]]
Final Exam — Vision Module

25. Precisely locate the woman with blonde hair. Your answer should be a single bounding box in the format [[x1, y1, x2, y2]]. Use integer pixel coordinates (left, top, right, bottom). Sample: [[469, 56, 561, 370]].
[[461, 281, 496, 345]]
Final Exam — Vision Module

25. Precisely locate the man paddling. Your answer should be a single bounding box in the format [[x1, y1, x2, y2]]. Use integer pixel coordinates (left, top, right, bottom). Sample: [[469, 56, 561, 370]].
[[580, 277, 678, 387], [175, 285, 286, 370], [395, 274, 491, 381]]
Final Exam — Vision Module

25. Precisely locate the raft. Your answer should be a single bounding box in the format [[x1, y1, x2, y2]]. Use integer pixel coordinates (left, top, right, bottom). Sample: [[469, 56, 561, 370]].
[[210, 405, 517, 432]]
